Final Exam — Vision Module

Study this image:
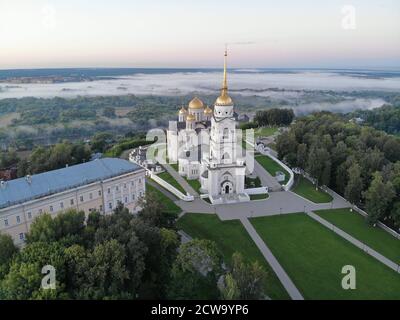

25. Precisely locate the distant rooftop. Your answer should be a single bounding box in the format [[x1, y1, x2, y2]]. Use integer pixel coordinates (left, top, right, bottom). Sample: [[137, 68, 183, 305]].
[[0, 158, 142, 210]]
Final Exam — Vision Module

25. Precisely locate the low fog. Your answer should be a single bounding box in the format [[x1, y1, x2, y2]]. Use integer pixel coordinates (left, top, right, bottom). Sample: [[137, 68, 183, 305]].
[[1, 70, 399, 113]]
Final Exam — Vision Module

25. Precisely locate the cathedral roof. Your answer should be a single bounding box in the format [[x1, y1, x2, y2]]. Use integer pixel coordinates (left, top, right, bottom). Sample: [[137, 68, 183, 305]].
[[179, 106, 187, 114], [204, 106, 213, 114], [186, 113, 196, 121], [188, 97, 204, 109]]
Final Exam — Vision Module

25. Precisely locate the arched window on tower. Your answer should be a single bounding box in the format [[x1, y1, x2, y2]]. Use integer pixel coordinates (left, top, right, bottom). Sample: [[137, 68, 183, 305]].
[[223, 128, 229, 139], [222, 152, 230, 160]]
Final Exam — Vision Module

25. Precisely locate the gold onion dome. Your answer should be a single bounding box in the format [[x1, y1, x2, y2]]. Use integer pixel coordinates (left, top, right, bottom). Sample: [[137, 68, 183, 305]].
[[215, 49, 233, 106], [188, 97, 204, 109], [215, 94, 233, 106], [204, 105, 213, 114], [179, 106, 187, 114], [186, 113, 195, 121]]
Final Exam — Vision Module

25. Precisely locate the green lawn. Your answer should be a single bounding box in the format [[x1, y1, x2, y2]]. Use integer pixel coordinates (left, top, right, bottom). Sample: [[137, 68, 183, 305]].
[[254, 126, 278, 138], [315, 208, 400, 264], [156, 171, 186, 194], [255, 154, 289, 184], [145, 183, 181, 215], [250, 193, 269, 201], [292, 175, 333, 203], [170, 163, 179, 172], [185, 178, 202, 194], [250, 214, 400, 299], [169, 162, 202, 194], [177, 213, 290, 300]]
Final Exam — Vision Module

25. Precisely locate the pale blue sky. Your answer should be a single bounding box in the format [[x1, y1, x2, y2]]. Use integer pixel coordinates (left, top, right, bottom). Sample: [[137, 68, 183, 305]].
[[0, 0, 399, 68]]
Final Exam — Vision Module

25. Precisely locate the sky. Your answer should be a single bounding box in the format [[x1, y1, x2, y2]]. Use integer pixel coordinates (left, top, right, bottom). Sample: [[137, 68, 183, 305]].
[[0, 0, 399, 69]]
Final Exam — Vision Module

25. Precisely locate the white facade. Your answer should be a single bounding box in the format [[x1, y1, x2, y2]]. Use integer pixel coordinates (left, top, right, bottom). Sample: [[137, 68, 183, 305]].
[[167, 51, 248, 204]]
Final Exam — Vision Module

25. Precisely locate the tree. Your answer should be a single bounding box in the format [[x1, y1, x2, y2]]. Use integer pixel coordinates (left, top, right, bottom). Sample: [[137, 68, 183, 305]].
[[344, 163, 363, 206], [74, 239, 130, 299], [138, 190, 177, 228], [0, 242, 67, 300], [364, 172, 395, 225], [222, 252, 267, 300], [0, 234, 18, 278], [27, 210, 85, 245], [168, 239, 223, 299], [220, 273, 240, 300], [390, 202, 400, 230], [102, 107, 116, 118]]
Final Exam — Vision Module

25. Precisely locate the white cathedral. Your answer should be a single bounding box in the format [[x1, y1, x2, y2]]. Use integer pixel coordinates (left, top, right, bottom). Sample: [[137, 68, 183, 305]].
[[167, 51, 249, 204]]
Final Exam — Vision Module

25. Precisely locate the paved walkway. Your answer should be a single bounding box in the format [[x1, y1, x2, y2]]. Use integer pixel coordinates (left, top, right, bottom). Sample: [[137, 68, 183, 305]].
[[253, 157, 282, 191], [177, 189, 349, 220], [163, 163, 199, 197], [307, 211, 400, 273], [240, 217, 304, 300]]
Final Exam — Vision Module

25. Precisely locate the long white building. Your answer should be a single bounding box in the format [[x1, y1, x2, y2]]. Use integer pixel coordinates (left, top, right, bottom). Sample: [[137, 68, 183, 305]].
[[0, 158, 146, 245]]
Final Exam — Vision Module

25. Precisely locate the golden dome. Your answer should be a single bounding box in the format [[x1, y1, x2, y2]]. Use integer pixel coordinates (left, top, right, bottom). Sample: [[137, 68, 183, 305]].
[[179, 106, 187, 114], [204, 106, 213, 114], [188, 97, 204, 109], [215, 94, 233, 106], [186, 113, 195, 121]]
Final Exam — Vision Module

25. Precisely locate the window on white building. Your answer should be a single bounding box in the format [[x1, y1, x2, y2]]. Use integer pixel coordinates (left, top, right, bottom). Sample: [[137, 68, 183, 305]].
[[39, 209, 43, 214], [4, 219, 8, 227], [60, 202, 64, 209], [70, 199, 74, 205], [50, 205, 53, 212], [80, 196, 84, 202], [16, 216, 20, 223], [19, 233, 24, 240], [109, 202, 112, 209], [27, 212, 32, 219], [89, 193, 93, 200], [98, 190, 101, 196], [107, 188, 111, 194], [132, 194, 135, 200], [116, 186, 119, 191], [125, 197, 128, 203]]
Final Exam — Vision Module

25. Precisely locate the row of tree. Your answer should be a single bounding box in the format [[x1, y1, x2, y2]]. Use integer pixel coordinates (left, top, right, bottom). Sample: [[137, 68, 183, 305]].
[[0, 190, 267, 300], [276, 112, 400, 228], [349, 104, 400, 135], [254, 108, 294, 127], [2, 141, 92, 178]]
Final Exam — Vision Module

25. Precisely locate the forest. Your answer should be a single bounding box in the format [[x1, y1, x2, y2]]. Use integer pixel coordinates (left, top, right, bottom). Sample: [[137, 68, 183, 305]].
[[276, 112, 400, 228], [0, 194, 266, 300]]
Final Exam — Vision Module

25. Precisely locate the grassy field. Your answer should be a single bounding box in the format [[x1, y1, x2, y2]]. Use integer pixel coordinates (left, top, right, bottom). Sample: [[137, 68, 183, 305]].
[[145, 183, 181, 215], [250, 193, 269, 200], [170, 163, 179, 172], [315, 208, 400, 264], [292, 176, 333, 203], [156, 171, 186, 194], [185, 178, 202, 194], [168, 163, 203, 194], [255, 155, 289, 184], [177, 213, 290, 300], [254, 126, 278, 137], [250, 213, 400, 299]]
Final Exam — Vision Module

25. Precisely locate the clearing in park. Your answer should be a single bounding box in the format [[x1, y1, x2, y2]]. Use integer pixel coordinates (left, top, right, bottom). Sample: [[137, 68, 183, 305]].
[[250, 213, 400, 300]]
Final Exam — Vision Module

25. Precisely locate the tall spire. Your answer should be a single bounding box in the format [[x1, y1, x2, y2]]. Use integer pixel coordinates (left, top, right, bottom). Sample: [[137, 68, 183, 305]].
[[215, 47, 233, 106], [222, 47, 228, 94]]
